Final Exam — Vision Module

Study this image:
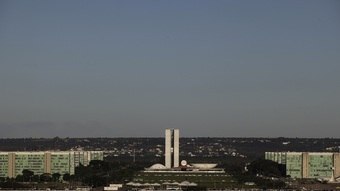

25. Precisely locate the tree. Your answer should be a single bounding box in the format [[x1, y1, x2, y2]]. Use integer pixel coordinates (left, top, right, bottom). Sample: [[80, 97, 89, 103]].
[[69, 174, 76, 181], [52, 173, 61, 182], [63, 173, 71, 182], [15, 175, 24, 182], [32, 175, 40, 182], [40, 173, 52, 182], [22, 169, 34, 182], [247, 159, 284, 177]]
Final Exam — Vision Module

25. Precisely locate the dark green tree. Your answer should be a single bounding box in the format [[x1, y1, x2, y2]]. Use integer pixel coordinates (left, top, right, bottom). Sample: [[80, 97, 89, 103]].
[[32, 174, 40, 182], [22, 169, 34, 182], [63, 173, 71, 181], [52, 173, 61, 182], [15, 175, 24, 182], [40, 173, 52, 182], [247, 159, 284, 177]]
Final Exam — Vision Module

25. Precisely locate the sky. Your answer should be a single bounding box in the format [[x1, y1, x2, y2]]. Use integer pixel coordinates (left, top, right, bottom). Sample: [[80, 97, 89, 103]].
[[0, 0, 340, 138]]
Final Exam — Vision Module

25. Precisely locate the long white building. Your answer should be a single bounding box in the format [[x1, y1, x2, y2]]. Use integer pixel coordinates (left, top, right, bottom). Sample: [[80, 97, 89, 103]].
[[0, 151, 103, 178], [265, 151, 340, 179]]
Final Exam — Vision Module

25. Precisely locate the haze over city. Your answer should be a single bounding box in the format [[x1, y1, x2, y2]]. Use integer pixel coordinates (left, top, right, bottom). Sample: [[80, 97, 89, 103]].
[[0, 0, 340, 138]]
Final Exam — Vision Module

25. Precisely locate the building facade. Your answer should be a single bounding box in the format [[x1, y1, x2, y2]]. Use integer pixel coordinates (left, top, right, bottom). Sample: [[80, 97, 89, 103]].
[[0, 153, 9, 177], [0, 151, 104, 178], [165, 129, 179, 168], [265, 152, 340, 179]]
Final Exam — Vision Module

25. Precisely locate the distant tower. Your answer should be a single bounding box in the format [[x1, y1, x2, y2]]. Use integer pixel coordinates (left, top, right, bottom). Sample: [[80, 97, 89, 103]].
[[165, 129, 172, 168], [165, 129, 180, 168], [173, 129, 179, 167]]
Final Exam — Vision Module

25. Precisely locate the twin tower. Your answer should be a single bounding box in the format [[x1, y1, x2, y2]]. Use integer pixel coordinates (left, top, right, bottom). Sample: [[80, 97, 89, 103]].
[[165, 129, 180, 168]]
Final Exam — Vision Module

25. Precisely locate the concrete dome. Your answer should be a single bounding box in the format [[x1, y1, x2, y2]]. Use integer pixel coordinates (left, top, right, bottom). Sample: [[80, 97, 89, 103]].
[[149, 163, 167, 170]]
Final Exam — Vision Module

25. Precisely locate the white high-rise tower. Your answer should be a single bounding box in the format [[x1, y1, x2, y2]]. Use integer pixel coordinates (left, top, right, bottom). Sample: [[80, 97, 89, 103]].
[[165, 129, 179, 168], [165, 129, 172, 168], [173, 129, 179, 167]]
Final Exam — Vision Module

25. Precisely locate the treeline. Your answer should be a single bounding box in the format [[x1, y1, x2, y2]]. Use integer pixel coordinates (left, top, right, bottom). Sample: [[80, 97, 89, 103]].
[[0, 170, 68, 189], [0, 160, 150, 188], [73, 160, 147, 187], [221, 158, 287, 189], [0, 169, 64, 183]]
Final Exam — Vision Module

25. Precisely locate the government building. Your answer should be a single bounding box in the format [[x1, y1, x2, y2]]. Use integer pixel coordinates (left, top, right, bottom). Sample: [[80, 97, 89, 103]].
[[0, 151, 103, 178], [265, 151, 340, 180], [129, 129, 231, 189]]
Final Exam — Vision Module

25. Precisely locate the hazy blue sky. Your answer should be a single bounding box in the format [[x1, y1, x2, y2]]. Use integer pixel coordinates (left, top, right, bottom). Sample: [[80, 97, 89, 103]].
[[1, 0, 340, 138]]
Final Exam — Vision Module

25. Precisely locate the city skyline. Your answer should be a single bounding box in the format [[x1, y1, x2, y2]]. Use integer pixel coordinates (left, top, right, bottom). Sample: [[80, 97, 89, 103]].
[[1, 0, 340, 138]]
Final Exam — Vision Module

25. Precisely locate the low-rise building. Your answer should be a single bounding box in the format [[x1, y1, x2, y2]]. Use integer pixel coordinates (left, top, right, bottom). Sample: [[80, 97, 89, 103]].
[[265, 152, 340, 179], [0, 151, 104, 178]]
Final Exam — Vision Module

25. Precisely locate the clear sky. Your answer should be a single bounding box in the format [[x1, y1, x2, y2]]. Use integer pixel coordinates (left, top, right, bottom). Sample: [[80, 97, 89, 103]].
[[1, 0, 340, 138]]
